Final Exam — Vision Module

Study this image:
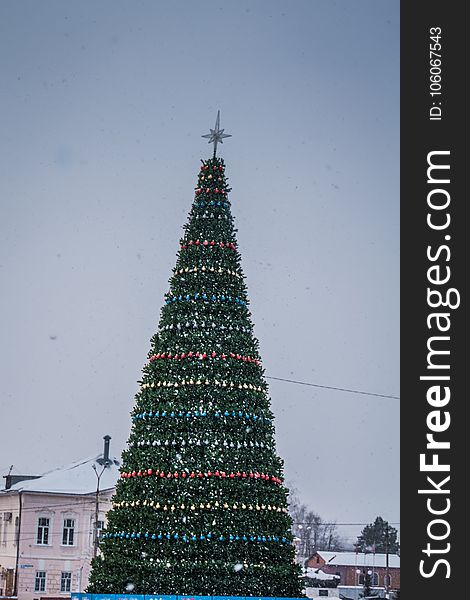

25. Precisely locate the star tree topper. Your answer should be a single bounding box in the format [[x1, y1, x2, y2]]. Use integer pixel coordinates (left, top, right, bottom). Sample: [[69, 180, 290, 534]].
[[202, 110, 232, 156]]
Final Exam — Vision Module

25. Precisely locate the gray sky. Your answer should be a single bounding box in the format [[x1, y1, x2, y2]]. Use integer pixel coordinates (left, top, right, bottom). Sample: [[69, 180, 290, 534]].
[[0, 0, 399, 545]]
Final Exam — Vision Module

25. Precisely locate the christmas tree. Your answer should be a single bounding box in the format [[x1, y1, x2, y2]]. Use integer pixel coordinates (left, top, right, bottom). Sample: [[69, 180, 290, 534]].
[[87, 115, 303, 597]]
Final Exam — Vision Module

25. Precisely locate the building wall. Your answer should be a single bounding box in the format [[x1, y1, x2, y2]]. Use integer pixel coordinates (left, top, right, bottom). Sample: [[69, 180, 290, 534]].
[[306, 554, 400, 590], [0, 490, 113, 600], [0, 492, 21, 596], [322, 565, 400, 589]]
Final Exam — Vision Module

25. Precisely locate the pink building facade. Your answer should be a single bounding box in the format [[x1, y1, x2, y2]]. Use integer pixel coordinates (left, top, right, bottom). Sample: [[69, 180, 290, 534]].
[[0, 455, 120, 600]]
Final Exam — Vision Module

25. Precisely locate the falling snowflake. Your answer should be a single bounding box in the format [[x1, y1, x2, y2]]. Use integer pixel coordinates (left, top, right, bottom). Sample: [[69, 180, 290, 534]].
[[125, 583, 135, 592], [234, 563, 243, 572]]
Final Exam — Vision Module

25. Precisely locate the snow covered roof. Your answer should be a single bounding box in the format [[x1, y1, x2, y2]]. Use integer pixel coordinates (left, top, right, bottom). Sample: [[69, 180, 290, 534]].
[[306, 567, 340, 580], [317, 551, 400, 569], [1, 454, 121, 496]]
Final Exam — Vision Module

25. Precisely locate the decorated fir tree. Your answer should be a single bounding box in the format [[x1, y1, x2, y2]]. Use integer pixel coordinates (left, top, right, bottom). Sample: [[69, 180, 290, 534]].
[[87, 115, 303, 597]]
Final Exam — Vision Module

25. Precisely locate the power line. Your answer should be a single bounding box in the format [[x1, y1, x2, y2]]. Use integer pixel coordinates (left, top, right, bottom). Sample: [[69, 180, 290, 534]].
[[0, 498, 109, 513], [267, 376, 399, 400], [0, 496, 400, 526], [4, 523, 401, 544], [2, 528, 96, 543], [293, 522, 400, 527]]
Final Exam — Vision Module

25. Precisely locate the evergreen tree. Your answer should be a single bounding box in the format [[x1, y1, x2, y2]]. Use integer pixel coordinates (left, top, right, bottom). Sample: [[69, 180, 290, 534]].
[[87, 155, 303, 597], [355, 516, 399, 554]]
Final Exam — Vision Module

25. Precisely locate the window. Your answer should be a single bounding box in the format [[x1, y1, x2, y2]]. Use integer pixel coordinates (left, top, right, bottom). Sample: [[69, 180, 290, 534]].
[[359, 571, 378, 586], [37, 517, 49, 545], [35, 571, 46, 592], [95, 519, 105, 539], [1, 516, 8, 547], [14, 516, 19, 546], [319, 591, 329, 597], [62, 518, 75, 545], [61, 572, 72, 592], [384, 574, 392, 587]]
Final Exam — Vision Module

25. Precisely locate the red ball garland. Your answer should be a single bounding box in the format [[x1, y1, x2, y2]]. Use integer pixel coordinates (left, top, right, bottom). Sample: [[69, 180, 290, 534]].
[[120, 468, 282, 485]]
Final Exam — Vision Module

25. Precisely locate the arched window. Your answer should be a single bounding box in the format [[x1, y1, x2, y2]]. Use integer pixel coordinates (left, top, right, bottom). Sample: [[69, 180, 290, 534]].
[[371, 572, 379, 586]]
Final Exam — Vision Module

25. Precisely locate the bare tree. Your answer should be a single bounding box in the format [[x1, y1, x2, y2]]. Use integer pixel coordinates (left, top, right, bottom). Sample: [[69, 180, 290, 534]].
[[288, 486, 345, 563]]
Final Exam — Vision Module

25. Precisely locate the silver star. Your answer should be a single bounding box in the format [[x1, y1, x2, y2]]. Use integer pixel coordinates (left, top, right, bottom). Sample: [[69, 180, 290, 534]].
[[202, 110, 232, 156]]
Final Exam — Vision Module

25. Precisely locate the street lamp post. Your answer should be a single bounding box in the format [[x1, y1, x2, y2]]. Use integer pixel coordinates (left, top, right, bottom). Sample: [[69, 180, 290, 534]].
[[92, 435, 112, 559], [385, 524, 390, 595], [363, 569, 372, 597], [355, 566, 373, 599]]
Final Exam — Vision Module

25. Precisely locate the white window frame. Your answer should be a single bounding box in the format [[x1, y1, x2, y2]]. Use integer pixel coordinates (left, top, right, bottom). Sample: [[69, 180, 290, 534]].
[[35, 571, 46, 592], [62, 517, 75, 546], [36, 516, 50, 545], [60, 571, 72, 592], [95, 519, 105, 539]]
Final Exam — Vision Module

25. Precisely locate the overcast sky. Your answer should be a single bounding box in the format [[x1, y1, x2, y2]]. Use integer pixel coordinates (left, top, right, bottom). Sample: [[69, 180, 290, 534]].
[[0, 0, 399, 545]]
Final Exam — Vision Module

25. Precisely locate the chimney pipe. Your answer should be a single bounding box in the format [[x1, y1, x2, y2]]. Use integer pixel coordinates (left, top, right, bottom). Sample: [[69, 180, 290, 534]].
[[103, 435, 111, 464], [97, 435, 112, 466]]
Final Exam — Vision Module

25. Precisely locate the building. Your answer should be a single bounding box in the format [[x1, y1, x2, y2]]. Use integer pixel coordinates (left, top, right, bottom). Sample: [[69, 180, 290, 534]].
[[306, 550, 400, 592], [0, 450, 120, 600]]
